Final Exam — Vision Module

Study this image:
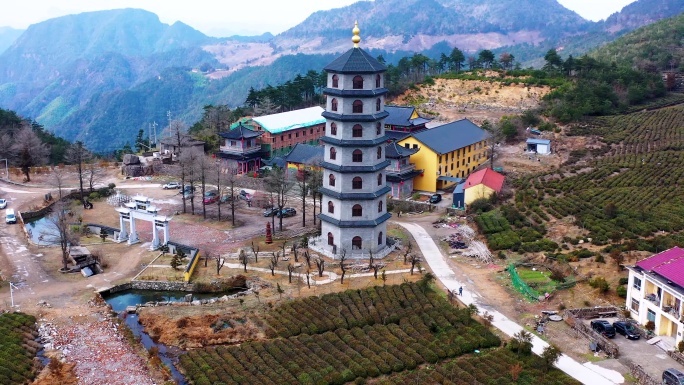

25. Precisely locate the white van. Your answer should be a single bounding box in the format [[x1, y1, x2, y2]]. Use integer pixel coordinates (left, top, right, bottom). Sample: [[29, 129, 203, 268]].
[[5, 209, 16, 224]]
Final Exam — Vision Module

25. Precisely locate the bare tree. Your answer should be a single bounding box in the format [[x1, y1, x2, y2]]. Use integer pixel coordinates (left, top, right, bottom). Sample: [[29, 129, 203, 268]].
[[179, 148, 202, 214], [265, 167, 294, 231], [42, 201, 79, 271], [217, 163, 239, 225], [306, 269, 311, 288], [287, 263, 295, 283], [339, 248, 347, 284], [11, 126, 49, 182], [85, 161, 105, 192], [367, 247, 375, 269], [303, 250, 312, 269], [409, 254, 421, 275], [481, 120, 504, 169], [296, 167, 314, 227], [403, 242, 413, 264], [308, 168, 323, 226], [65, 141, 92, 202], [291, 243, 299, 262], [371, 264, 380, 279], [268, 256, 277, 276], [48, 167, 68, 199], [315, 257, 325, 277], [238, 249, 248, 273], [195, 154, 213, 219], [251, 241, 260, 263]]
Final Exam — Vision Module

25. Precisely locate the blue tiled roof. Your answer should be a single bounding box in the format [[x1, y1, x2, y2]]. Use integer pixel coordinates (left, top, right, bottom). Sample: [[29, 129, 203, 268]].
[[385, 141, 418, 158], [526, 138, 551, 145], [409, 119, 488, 155], [220, 123, 262, 140], [284, 144, 324, 165], [324, 47, 386, 74]]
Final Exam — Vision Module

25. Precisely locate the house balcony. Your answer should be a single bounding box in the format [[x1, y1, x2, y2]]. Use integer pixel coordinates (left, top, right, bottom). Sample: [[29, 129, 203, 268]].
[[386, 163, 415, 174], [645, 292, 661, 306], [219, 145, 262, 156]]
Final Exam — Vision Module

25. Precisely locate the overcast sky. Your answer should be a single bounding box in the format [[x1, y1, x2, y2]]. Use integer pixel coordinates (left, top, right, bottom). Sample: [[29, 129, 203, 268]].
[[1, 0, 638, 37]]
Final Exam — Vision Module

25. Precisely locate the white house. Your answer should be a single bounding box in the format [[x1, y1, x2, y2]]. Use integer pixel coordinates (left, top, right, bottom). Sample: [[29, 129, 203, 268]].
[[526, 138, 551, 155], [626, 247, 684, 349]]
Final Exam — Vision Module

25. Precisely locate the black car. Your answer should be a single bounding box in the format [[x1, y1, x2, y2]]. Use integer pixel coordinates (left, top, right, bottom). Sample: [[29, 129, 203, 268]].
[[239, 190, 250, 200], [429, 194, 442, 204], [663, 368, 684, 385], [612, 321, 640, 340], [263, 207, 279, 217], [590, 320, 616, 338], [277, 208, 297, 218]]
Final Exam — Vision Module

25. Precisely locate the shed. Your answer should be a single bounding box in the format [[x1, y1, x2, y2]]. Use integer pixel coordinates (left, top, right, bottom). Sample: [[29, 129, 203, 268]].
[[526, 138, 551, 155], [453, 182, 466, 209]]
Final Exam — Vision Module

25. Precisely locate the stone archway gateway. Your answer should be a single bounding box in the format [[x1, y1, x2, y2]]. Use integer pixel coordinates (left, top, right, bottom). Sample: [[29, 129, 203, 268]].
[[116, 195, 170, 250]]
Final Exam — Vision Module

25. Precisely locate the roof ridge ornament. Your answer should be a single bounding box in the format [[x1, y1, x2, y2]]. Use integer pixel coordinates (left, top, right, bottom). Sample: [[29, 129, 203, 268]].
[[352, 21, 361, 48]]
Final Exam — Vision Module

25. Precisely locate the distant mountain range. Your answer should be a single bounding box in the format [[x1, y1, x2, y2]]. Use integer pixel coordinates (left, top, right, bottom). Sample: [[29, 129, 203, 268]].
[[0, 0, 681, 152], [0, 27, 23, 54]]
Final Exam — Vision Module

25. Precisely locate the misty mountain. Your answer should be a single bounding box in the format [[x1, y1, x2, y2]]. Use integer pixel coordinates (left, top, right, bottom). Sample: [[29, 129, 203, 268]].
[[0, 27, 23, 54], [0, 1, 680, 152]]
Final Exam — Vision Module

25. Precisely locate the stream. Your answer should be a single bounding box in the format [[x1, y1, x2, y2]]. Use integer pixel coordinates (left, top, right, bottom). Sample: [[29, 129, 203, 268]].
[[102, 290, 220, 385]]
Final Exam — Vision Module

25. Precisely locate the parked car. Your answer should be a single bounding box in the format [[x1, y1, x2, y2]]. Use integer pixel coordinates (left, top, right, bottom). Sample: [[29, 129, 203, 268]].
[[263, 207, 279, 217], [663, 368, 684, 385], [277, 207, 297, 218], [239, 190, 250, 200], [429, 194, 442, 204], [219, 194, 233, 204], [612, 321, 640, 340], [5, 208, 16, 224], [590, 320, 616, 338], [162, 181, 181, 189], [203, 190, 219, 204], [0, 198, 6, 209]]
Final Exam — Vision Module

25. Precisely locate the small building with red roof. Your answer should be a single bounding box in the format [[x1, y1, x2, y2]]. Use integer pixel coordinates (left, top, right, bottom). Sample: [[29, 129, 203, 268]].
[[626, 247, 684, 347], [463, 168, 505, 206]]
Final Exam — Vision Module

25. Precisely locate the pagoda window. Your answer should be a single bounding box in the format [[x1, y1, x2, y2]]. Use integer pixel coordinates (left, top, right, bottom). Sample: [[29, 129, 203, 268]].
[[352, 236, 362, 249], [328, 232, 334, 246], [330, 122, 337, 135], [330, 147, 337, 160], [352, 204, 362, 217], [375, 74, 381, 88], [377, 147, 382, 159], [332, 74, 339, 88], [378, 232, 383, 245], [352, 100, 363, 113], [376, 122, 381, 135], [331, 98, 338, 112], [352, 124, 363, 138], [329, 174, 336, 187], [353, 76, 364, 89], [352, 149, 363, 162], [352, 177, 362, 189], [328, 201, 334, 214], [376, 98, 381, 111]]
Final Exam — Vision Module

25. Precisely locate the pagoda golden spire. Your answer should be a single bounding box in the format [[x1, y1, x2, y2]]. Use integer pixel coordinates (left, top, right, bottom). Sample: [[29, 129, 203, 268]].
[[352, 21, 361, 48]]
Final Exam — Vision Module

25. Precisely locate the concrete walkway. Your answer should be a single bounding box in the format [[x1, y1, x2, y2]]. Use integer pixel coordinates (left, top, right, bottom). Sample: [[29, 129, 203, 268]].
[[223, 263, 411, 285], [397, 221, 624, 385]]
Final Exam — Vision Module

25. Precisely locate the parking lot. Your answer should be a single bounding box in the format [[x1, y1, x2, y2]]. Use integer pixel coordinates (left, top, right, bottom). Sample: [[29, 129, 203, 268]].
[[582, 316, 681, 380]]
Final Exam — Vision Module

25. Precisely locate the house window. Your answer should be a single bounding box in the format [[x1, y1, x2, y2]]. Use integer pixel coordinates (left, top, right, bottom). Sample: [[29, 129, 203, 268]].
[[647, 309, 656, 322], [331, 98, 338, 111], [353, 100, 363, 113], [630, 298, 640, 312], [352, 149, 363, 162], [328, 232, 334, 246], [633, 277, 642, 291], [377, 147, 382, 159], [352, 124, 363, 138], [310, 129, 313, 134], [332, 74, 339, 88], [352, 204, 362, 217], [329, 174, 336, 186], [376, 74, 381, 88], [378, 231, 383, 245], [451, 164, 454, 170], [376, 98, 381, 111], [352, 236, 362, 249], [352, 177, 362, 189], [377, 173, 382, 185], [378, 201, 383, 212], [296, 132, 299, 138], [288, 133, 292, 139], [230, 140, 236, 146], [412, 144, 418, 149], [328, 201, 334, 214], [376, 122, 381, 135], [330, 123, 337, 135], [281, 135, 285, 142], [404, 143, 409, 149], [439, 156, 442, 163], [353, 76, 364, 89]]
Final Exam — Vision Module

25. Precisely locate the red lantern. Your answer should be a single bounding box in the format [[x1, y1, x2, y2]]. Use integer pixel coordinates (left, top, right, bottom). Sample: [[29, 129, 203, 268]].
[[420, 173, 424, 177], [253, 172, 257, 177], [400, 181, 404, 185]]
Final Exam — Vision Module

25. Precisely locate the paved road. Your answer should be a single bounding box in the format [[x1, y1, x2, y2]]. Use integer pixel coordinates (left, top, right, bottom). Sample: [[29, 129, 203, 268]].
[[397, 221, 625, 385]]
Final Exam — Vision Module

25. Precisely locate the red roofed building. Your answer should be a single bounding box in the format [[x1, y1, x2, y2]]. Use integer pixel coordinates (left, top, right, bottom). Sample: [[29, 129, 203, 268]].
[[626, 247, 684, 347], [463, 168, 505, 206]]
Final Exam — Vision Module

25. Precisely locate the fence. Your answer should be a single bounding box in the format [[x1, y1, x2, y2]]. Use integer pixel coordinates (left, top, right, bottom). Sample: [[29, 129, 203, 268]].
[[564, 307, 620, 358], [507, 264, 541, 301], [628, 363, 660, 385]]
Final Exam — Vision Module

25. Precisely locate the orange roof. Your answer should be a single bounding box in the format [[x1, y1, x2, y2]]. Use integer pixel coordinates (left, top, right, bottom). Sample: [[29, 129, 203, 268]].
[[464, 168, 505, 192]]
